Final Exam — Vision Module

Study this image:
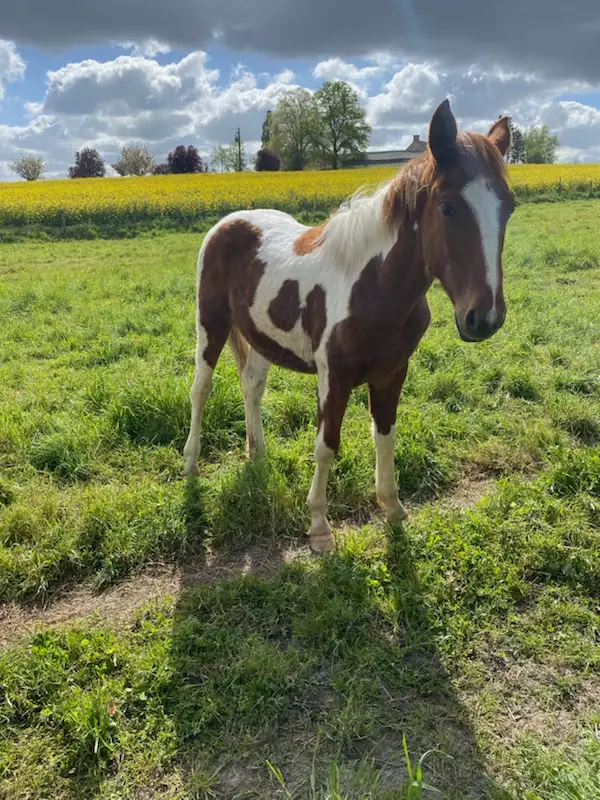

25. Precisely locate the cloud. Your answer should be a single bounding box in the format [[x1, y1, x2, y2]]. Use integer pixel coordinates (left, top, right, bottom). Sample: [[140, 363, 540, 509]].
[[539, 100, 600, 159], [0, 39, 25, 100], [313, 58, 385, 84], [1, 0, 599, 85], [275, 69, 295, 85], [37, 52, 219, 117], [368, 63, 443, 127], [0, 50, 301, 177], [119, 39, 172, 58]]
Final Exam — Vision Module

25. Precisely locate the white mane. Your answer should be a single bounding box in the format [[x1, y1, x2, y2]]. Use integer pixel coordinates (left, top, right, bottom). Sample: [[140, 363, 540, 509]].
[[317, 181, 399, 275]]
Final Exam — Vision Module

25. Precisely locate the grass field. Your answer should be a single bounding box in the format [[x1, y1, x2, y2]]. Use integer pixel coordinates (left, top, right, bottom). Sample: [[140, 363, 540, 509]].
[[1, 201, 600, 798], [1, 163, 600, 241]]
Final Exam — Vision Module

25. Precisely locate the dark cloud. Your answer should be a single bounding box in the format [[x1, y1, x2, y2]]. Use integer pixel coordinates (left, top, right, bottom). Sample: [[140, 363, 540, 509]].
[[1, 1, 598, 82]]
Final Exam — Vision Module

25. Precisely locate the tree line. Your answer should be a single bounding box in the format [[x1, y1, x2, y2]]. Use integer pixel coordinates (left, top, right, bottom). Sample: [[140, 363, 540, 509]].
[[7, 80, 371, 181], [7, 81, 561, 181]]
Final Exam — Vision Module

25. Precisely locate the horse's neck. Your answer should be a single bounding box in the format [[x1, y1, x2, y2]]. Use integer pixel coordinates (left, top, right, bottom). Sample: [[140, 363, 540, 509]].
[[373, 230, 430, 314]]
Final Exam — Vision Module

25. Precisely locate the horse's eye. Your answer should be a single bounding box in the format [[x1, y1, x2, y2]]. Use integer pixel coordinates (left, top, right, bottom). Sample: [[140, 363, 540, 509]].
[[441, 201, 455, 217]]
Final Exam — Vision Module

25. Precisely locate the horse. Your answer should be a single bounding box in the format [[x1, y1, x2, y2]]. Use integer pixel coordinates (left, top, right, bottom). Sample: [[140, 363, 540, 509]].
[[183, 99, 514, 553]]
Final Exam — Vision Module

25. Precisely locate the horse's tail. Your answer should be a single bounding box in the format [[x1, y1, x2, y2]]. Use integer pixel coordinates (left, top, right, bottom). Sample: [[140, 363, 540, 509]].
[[228, 327, 250, 374]]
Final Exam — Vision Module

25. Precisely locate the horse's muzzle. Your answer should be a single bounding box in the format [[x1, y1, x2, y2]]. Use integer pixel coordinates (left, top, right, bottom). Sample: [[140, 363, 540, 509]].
[[455, 308, 505, 342]]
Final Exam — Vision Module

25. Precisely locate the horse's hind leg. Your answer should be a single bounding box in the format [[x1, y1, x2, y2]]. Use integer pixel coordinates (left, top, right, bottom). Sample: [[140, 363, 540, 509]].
[[183, 320, 229, 477], [229, 329, 270, 459], [242, 350, 270, 459]]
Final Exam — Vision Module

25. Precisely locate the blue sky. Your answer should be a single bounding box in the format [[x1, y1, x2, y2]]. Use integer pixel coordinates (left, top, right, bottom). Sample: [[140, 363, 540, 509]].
[[1, 1, 599, 178]]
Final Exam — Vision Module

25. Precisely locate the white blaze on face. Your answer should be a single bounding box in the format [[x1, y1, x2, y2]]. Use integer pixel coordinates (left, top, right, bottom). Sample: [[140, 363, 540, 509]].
[[461, 177, 502, 321]]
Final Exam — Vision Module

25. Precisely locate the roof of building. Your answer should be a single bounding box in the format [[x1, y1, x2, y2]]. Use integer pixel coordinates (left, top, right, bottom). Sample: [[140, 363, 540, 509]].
[[346, 135, 428, 166], [361, 150, 416, 162], [405, 136, 428, 153]]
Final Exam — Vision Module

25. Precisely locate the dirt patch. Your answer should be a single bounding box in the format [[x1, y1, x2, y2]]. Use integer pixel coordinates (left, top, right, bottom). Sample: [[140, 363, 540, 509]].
[[445, 474, 497, 509], [0, 543, 310, 652], [462, 657, 600, 750]]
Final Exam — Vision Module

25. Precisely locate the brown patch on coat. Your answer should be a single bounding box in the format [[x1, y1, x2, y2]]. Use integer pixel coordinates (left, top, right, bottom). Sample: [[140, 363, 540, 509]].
[[301, 284, 327, 351], [199, 218, 316, 373], [199, 220, 264, 367], [268, 279, 301, 331], [293, 223, 326, 255]]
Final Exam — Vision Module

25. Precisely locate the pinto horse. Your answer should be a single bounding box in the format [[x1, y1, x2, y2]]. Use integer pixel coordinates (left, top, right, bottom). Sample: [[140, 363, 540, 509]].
[[183, 99, 514, 552]]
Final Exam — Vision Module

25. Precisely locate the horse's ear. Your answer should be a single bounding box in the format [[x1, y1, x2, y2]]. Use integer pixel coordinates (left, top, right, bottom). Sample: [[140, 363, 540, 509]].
[[429, 99, 458, 169], [488, 116, 511, 156]]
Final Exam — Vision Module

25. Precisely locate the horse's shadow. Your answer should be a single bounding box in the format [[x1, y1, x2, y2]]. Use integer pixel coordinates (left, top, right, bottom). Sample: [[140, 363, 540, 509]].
[[170, 467, 508, 798]]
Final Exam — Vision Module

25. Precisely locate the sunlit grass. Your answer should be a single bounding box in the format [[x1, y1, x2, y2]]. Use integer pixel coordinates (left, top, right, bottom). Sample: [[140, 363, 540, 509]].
[[1, 201, 599, 797]]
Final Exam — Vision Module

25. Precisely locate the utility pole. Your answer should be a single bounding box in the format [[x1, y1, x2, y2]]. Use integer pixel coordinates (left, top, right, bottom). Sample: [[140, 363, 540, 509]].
[[234, 127, 242, 172]]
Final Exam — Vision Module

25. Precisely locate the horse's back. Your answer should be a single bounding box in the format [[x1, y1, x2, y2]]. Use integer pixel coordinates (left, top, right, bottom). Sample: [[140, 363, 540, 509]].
[[208, 208, 305, 240]]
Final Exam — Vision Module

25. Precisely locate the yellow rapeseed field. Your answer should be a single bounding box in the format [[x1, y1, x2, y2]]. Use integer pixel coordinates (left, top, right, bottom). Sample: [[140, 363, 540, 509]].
[[0, 163, 599, 229]]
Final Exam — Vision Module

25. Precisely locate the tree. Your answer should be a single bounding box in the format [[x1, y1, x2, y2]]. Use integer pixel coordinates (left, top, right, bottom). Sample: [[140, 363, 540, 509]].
[[261, 110, 273, 148], [112, 144, 155, 176], [508, 122, 525, 164], [313, 81, 371, 170], [210, 145, 236, 173], [8, 155, 46, 181], [167, 144, 204, 174], [68, 148, 105, 178], [255, 149, 280, 171], [524, 125, 559, 164], [153, 162, 170, 175], [271, 88, 321, 170]]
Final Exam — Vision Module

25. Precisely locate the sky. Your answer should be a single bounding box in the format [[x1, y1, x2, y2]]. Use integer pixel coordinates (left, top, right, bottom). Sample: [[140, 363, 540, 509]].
[[0, 0, 599, 179]]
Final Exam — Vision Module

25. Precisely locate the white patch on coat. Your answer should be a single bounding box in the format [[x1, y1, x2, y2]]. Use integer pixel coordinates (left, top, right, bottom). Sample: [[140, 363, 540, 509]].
[[220, 207, 390, 370], [240, 349, 270, 458], [307, 426, 335, 533], [461, 177, 502, 316], [373, 423, 399, 510]]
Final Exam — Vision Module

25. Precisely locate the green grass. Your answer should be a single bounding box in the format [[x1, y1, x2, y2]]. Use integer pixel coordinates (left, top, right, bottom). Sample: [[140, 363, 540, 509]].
[[0, 201, 600, 797]]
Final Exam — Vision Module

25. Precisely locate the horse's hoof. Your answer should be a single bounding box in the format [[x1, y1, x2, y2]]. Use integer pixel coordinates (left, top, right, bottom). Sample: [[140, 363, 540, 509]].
[[388, 502, 409, 522], [246, 444, 267, 461], [183, 460, 200, 478], [379, 497, 409, 522], [308, 524, 335, 553]]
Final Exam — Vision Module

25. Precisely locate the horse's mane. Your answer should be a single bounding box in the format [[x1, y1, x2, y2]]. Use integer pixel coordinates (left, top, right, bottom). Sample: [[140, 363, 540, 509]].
[[309, 131, 507, 276]]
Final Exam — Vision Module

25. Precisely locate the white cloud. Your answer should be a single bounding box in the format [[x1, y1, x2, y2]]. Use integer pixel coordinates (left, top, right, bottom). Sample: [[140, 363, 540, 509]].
[[39, 52, 219, 117], [538, 100, 600, 160], [119, 39, 172, 58], [0, 39, 25, 101], [313, 58, 384, 84], [368, 63, 442, 126], [275, 69, 295, 85], [0, 51, 302, 177]]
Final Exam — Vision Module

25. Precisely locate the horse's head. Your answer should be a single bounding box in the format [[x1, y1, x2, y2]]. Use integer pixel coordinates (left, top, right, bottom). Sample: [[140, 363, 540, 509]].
[[418, 100, 515, 342]]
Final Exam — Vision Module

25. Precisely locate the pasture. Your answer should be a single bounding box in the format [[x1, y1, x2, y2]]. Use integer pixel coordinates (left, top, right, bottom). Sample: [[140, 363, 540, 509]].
[[0, 200, 600, 798]]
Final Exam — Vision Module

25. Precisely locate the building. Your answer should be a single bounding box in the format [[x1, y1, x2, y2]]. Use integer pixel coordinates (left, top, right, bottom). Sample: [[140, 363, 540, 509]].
[[345, 134, 427, 168]]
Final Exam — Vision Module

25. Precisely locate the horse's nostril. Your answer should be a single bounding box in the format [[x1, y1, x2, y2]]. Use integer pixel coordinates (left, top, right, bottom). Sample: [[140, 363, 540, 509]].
[[465, 309, 477, 330]]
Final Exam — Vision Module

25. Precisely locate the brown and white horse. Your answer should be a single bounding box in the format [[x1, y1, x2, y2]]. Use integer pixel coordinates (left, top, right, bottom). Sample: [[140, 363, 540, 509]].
[[183, 99, 514, 552]]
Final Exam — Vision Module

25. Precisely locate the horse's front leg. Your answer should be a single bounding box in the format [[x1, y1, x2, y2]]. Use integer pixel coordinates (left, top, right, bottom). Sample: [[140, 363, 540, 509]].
[[307, 368, 351, 552], [369, 366, 409, 522]]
